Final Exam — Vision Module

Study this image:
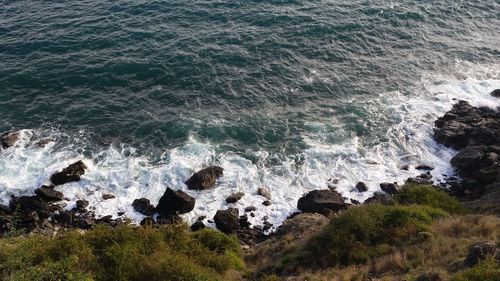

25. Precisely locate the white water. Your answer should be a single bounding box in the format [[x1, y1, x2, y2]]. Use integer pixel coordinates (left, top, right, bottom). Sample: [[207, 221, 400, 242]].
[[1, 64, 499, 230]]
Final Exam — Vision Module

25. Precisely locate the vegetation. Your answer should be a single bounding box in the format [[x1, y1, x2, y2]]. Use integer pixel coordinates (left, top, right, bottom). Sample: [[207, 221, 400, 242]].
[[0, 224, 243, 281], [394, 183, 466, 214]]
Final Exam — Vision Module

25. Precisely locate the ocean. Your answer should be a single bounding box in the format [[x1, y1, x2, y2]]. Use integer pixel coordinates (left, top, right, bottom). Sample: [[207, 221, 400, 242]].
[[1, 0, 499, 228]]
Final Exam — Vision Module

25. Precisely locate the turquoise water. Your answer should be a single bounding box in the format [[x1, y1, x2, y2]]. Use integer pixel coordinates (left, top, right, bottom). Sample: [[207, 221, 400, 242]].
[[0, 1, 499, 227]]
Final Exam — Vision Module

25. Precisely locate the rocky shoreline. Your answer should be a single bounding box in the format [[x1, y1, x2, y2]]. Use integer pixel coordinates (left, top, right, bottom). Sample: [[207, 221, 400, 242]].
[[1, 89, 499, 246]]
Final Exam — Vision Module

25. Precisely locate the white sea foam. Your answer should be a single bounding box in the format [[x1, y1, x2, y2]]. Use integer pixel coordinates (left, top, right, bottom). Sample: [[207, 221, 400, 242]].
[[0, 64, 499, 230]]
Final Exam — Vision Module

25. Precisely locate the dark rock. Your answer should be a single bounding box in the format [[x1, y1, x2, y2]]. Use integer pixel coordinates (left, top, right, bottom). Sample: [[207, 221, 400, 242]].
[[102, 193, 115, 200], [96, 215, 113, 224], [239, 215, 251, 229], [263, 221, 273, 231], [0, 216, 13, 233], [75, 199, 89, 211], [50, 160, 87, 186], [132, 198, 155, 216], [1, 131, 21, 149], [451, 147, 485, 171], [140, 217, 155, 226], [350, 199, 360, 205], [257, 187, 271, 199], [380, 182, 399, 195], [490, 89, 500, 98], [463, 242, 497, 267], [415, 273, 444, 281], [9, 196, 52, 220], [185, 166, 223, 190], [36, 139, 52, 148], [117, 212, 125, 216], [0, 204, 12, 215], [225, 192, 245, 204], [355, 182, 368, 192], [34, 186, 64, 201], [365, 192, 395, 205], [237, 227, 267, 246], [262, 200, 271, 206], [483, 152, 498, 166], [156, 188, 195, 217], [400, 164, 410, 171], [191, 220, 205, 231], [416, 164, 434, 171], [214, 208, 239, 234], [297, 189, 348, 216], [244, 206, 256, 212], [407, 173, 434, 185]]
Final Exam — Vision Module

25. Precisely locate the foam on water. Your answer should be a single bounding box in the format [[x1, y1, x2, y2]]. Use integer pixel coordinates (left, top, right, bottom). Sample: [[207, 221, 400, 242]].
[[1, 64, 499, 230]]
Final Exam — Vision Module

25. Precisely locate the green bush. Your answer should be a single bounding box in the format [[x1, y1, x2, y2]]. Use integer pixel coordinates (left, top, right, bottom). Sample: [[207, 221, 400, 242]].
[[394, 183, 466, 214], [282, 204, 448, 270], [0, 224, 243, 281], [451, 259, 500, 281]]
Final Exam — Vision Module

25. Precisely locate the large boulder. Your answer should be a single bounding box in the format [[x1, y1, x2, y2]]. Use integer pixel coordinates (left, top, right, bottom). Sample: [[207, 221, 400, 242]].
[[34, 186, 64, 201], [297, 189, 349, 216], [491, 89, 500, 98], [50, 160, 87, 186], [355, 182, 368, 192], [0, 131, 21, 149], [185, 166, 224, 190], [155, 188, 195, 217], [132, 198, 155, 216], [380, 182, 399, 195], [463, 242, 498, 267], [214, 208, 239, 234], [450, 147, 485, 171]]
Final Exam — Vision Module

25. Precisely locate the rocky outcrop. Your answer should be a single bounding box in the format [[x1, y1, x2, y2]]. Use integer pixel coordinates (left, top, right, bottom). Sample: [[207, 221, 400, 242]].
[[365, 192, 395, 205], [463, 242, 499, 267], [297, 189, 349, 216], [0, 131, 21, 149], [214, 208, 239, 234], [132, 198, 155, 216], [34, 186, 64, 201], [50, 160, 87, 186], [185, 166, 224, 190], [155, 188, 195, 217]]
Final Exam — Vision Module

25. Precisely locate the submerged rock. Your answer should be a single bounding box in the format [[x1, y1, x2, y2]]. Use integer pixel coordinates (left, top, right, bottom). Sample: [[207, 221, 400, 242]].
[[297, 189, 349, 216], [0, 131, 21, 149], [34, 186, 64, 201], [132, 198, 155, 216], [214, 208, 239, 234], [185, 166, 224, 190], [155, 188, 195, 217], [50, 160, 87, 186]]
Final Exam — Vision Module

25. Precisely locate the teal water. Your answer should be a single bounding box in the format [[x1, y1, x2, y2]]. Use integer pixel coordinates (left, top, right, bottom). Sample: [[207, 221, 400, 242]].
[[0, 1, 499, 227]]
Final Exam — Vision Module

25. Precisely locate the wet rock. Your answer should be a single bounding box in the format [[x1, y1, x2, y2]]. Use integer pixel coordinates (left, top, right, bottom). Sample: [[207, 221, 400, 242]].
[[191, 220, 205, 231], [102, 193, 115, 200], [262, 200, 271, 206], [244, 206, 256, 212], [355, 182, 368, 192], [407, 172, 434, 185], [156, 188, 195, 217], [225, 192, 245, 204], [239, 214, 251, 229], [365, 192, 395, 205], [400, 164, 410, 171], [75, 199, 89, 212], [1, 131, 21, 149], [34, 186, 64, 201], [416, 164, 434, 171], [117, 211, 125, 216], [185, 166, 223, 190], [214, 208, 239, 234], [36, 139, 52, 148], [140, 216, 155, 226], [490, 89, 500, 98], [9, 196, 52, 221], [132, 198, 155, 216], [463, 242, 498, 268], [0, 204, 12, 215], [380, 182, 399, 195], [450, 147, 485, 171], [257, 187, 271, 199], [297, 189, 349, 216], [50, 160, 87, 186]]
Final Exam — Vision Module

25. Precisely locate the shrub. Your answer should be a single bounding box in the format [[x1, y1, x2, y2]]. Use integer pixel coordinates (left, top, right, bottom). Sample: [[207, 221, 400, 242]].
[[281, 204, 448, 271], [451, 258, 500, 281], [0, 224, 243, 281], [394, 183, 465, 214]]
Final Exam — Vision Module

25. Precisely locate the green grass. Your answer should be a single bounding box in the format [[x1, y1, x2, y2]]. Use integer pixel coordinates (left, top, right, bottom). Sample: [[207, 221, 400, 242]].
[[394, 183, 466, 214], [451, 259, 500, 281], [279, 204, 449, 271], [0, 224, 243, 281]]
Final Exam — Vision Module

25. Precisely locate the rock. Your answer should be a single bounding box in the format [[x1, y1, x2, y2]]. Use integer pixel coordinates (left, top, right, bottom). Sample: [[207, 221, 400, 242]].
[[132, 198, 155, 216], [35, 139, 52, 148], [400, 164, 410, 171], [185, 166, 223, 190], [415, 273, 444, 281], [0, 204, 12, 215], [297, 189, 349, 216], [262, 200, 271, 206], [225, 192, 245, 204], [75, 199, 89, 211], [140, 217, 155, 226], [50, 160, 87, 186], [407, 173, 434, 185], [463, 242, 497, 268], [257, 187, 271, 199], [155, 188, 195, 217], [0, 131, 20, 149], [416, 164, 434, 171], [191, 220, 205, 231], [214, 208, 239, 234], [239, 215, 251, 228], [9, 196, 52, 220], [34, 186, 64, 201], [380, 182, 399, 195], [490, 89, 500, 98], [244, 206, 256, 212], [365, 192, 395, 205], [450, 147, 485, 171], [355, 182, 368, 192], [483, 152, 498, 166], [102, 193, 115, 200], [117, 212, 125, 216]]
